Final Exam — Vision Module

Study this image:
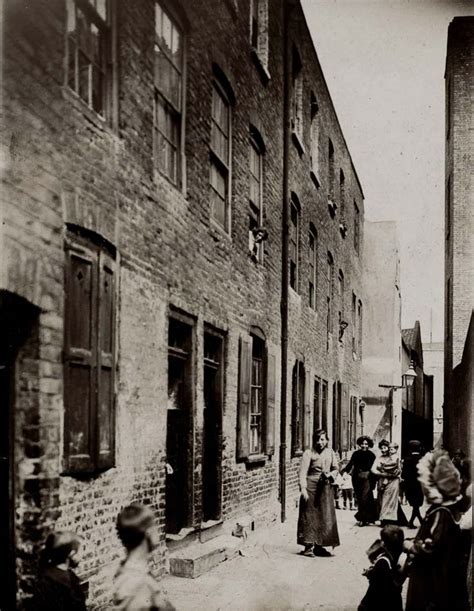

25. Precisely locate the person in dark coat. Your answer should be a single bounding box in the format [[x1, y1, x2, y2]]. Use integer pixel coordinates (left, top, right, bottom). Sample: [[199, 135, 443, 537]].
[[28, 531, 87, 611], [358, 525, 404, 611], [401, 439, 424, 528], [405, 450, 470, 611], [342, 435, 377, 526]]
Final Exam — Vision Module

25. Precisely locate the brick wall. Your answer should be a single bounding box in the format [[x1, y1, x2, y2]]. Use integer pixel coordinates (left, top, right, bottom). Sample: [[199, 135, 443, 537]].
[[2, 0, 365, 606], [444, 17, 474, 450]]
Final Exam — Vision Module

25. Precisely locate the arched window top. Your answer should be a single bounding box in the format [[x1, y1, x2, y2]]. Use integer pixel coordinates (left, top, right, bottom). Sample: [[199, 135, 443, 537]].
[[310, 91, 319, 119], [309, 222, 317, 237], [328, 138, 334, 156], [338, 269, 344, 280], [327, 250, 334, 264], [290, 191, 301, 210], [340, 168, 345, 181], [250, 124, 266, 153], [250, 325, 266, 341], [65, 223, 116, 257], [212, 63, 236, 106]]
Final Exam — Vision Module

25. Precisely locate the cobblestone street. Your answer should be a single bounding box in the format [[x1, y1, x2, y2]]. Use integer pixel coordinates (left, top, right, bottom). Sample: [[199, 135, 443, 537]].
[[162, 508, 404, 611]]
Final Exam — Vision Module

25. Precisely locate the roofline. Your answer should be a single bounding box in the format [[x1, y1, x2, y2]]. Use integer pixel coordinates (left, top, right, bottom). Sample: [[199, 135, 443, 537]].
[[299, 2, 365, 201]]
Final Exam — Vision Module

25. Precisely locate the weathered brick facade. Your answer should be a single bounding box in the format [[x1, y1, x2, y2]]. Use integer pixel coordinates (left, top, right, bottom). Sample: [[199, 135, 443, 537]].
[[1, 0, 364, 607], [444, 16, 474, 454]]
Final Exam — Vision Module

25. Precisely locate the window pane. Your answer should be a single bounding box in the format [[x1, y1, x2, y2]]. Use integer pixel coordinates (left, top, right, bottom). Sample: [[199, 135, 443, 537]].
[[67, 0, 76, 34], [155, 3, 163, 38], [78, 52, 90, 104], [67, 38, 76, 90], [92, 64, 103, 114], [170, 64, 181, 108], [171, 23, 182, 67], [162, 11, 172, 51], [67, 364, 91, 455], [95, 0, 107, 21]]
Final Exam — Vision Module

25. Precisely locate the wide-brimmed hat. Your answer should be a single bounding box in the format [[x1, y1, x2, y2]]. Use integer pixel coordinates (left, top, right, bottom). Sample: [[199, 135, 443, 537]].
[[417, 450, 462, 505]]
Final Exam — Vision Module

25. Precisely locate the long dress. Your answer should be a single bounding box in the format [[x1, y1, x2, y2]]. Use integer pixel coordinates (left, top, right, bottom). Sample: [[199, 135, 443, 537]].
[[401, 453, 423, 508], [297, 447, 340, 547], [344, 449, 377, 523], [406, 504, 470, 611], [372, 455, 400, 522]]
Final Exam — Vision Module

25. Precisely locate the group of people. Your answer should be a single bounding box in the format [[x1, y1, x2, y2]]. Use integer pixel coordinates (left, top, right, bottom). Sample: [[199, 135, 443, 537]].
[[297, 429, 472, 611], [28, 504, 174, 611]]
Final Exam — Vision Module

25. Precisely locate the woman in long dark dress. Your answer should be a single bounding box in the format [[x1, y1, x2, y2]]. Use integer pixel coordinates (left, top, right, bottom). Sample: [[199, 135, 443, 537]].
[[297, 429, 340, 557], [343, 435, 377, 526]]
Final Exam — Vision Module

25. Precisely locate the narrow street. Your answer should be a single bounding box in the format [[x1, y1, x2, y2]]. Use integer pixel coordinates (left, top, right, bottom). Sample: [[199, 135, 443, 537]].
[[162, 509, 402, 611]]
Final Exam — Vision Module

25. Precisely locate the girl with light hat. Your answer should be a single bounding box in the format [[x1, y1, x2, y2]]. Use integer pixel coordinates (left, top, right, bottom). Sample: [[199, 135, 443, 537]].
[[404, 450, 470, 611]]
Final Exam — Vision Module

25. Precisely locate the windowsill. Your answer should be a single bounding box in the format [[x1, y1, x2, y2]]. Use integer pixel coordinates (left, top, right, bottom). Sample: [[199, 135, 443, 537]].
[[248, 250, 264, 266], [209, 217, 232, 241], [291, 131, 305, 157], [250, 48, 271, 85], [246, 454, 267, 465], [292, 450, 304, 459], [61, 465, 115, 479], [310, 169, 321, 189], [289, 285, 301, 299], [61, 86, 117, 138], [153, 169, 187, 199]]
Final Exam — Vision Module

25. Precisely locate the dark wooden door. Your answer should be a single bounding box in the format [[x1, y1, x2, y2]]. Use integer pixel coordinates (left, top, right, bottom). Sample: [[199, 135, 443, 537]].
[[202, 361, 222, 522]]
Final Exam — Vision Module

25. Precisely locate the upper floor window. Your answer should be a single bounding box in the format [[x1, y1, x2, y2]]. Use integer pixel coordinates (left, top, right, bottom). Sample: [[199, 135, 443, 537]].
[[310, 92, 320, 184], [250, 0, 269, 75], [339, 169, 345, 217], [308, 225, 317, 309], [154, 2, 184, 186], [353, 201, 360, 254], [64, 226, 117, 473], [291, 47, 304, 148], [210, 80, 232, 231], [290, 194, 300, 291], [326, 251, 334, 344], [328, 139, 336, 215], [249, 127, 265, 262], [66, 0, 114, 119]]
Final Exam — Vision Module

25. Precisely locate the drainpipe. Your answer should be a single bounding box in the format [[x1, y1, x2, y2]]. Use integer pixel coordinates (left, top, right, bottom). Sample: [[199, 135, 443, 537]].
[[279, 0, 292, 524]]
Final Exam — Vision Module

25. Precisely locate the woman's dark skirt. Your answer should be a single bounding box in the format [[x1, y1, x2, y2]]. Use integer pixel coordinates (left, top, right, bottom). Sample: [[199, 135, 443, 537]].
[[297, 477, 340, 547], [353, 471, 378, 523]]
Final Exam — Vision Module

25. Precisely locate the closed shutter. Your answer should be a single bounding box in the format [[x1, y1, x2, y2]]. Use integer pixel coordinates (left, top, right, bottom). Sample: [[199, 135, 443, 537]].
[[97, 250, 116, 469], [237, 336, 251, 460], [265, 350, 276, 455], [304, 366, 312, 449], [64, 243, 97, 473]]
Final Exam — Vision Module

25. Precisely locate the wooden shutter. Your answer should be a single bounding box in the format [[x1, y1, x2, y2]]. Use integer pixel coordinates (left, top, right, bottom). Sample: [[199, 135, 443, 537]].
[[97, 250, 116, 469], [304, 366, 312, 449], [237, 336, 251, 460], [64, 243, 97, 473], [265, 350, 276, 455]]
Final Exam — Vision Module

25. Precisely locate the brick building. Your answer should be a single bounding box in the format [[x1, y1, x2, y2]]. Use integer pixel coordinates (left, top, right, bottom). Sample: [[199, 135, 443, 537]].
[[444, 16, 474, 456], [1, 0, 364, 607]]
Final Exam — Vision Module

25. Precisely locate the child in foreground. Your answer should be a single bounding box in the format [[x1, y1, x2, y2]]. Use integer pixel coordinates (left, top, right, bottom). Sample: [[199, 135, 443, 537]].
[[29, 531, 87, 611], [358, 524, 404, 611]]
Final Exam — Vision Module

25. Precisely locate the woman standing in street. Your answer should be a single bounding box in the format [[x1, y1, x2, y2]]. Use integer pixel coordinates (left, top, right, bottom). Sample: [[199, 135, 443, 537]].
[[342, 435, 377, 526], [297, 429, 340, 557], [371, 439, 403, 526]]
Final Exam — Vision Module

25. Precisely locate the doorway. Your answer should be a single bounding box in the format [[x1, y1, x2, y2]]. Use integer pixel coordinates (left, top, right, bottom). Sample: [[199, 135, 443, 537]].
[[202, 329, 223, 523], [0, 291, 39, 611], [166, 315, 194, 535]]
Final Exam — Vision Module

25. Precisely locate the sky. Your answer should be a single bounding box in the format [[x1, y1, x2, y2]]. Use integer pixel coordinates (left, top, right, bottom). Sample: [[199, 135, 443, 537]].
[[301, 0, 474, 343]]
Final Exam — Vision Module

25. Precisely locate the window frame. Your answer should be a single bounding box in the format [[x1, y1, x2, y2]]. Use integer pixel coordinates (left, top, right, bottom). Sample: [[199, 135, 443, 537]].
[[63, 227, 117, 474], [289, 195, 300, 292], [353, 201, 360, 254], [291, 360, 306, 457], [248, 130, 264, 262], [210, 79, 232, 233], [153, 1, 186, 188], [65, 0, 116, 122], [308, 226, 317, 309]]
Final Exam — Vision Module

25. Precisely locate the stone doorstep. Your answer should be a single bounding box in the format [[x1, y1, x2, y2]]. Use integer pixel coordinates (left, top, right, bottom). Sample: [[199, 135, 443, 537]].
[[169, 534, 244, 579]]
